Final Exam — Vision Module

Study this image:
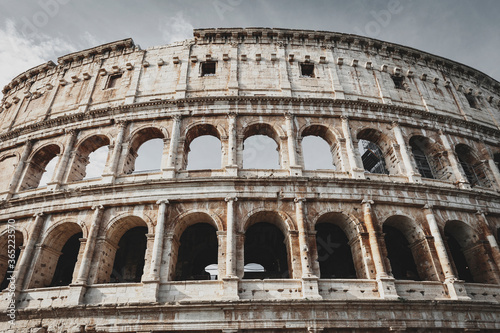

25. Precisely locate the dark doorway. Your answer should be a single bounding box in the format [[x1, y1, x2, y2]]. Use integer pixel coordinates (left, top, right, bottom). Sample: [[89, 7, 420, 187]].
[[383, 225, 420, 280], [445, 232, 474, 283], [244, 222, 289, 279], [50, 232, 82, 287], [175, 223, 218, 280], [110, 227, 147, 283], [315, 223, 356, 278]]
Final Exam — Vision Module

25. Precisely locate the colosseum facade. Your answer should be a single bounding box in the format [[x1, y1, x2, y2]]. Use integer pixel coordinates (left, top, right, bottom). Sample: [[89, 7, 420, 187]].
[[1, 27, 500, 332]]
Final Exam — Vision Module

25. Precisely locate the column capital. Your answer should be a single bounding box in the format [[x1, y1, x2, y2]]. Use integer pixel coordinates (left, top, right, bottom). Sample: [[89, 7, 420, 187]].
[[362, 199, 374, 206], [391, 120, 400, 127], [294, 197, 306, 203], [34, 212, 44, 217], [172, 114, 182, 122], [422, 204, 433, 210], [340, 115, 349, 121], [476, 210, 488, 216], [225, 196, 238, 202], [227, 111, 238, 119], [64, 128, 78, 136], [116, 120, 129, 128], [284, 111, 294, 120], [91, 204, 104, 211], [156, 199, 169, 205]]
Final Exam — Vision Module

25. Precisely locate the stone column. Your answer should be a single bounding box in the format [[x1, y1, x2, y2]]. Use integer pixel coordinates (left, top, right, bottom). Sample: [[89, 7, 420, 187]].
[[149, 200, 168, 280], [15, 212, 45, 292], [362, 200, 398, 299], [295, 198, 321, 300], [49, 129, 79, 190], [439, 130, 469, 189], [276, 42, 292, 97], [392, 122, 421, 183], [5, 139, 33, 200], [341, 116, 365, 179], [222, 196, 239, 300], [225, 113, 238, 176], [75, 205, 104, 285], [486, 158, 500, 191], [102, 120, 128, 183], [164, 115, 181, 178], [285, 113, 302, 176], [477, 211, 500, 277], [228, 42, 239, 96], [423, 205, 469, 300]]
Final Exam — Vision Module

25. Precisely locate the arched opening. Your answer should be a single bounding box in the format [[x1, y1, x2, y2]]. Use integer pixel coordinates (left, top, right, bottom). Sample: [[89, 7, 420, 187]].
[[244, 222, 289, 279], [67, 135, 110, 182], [302, 136, 335, 170], [50, 232, 83, 287], [123, 127, 165, 174], [183, 124, 222, 170], [110, 226, 148, 283], [28, 222, 83, 288], [243, 123, 281, 169], [301, 125, 338, 170], [383, 225, 420, 280], [175, 223, 218, 280], [409, 136, 435, 179], [315, 223, 355, 278], [20, 144, 60, 190], [455, 144, 489, 187], [357, 129, 389, 175], [445, 231, 474, 283], [186, 136, 222, 170], [0, 231, 23, 290], [494, 153, 500, 174], [134, 138, 163, 173]]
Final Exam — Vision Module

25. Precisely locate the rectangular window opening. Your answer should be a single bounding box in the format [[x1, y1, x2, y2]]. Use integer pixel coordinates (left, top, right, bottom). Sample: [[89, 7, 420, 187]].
[[201, 61, 216, 76], [106, 74, 122, 89], [300, 63, 315, 78], [391, 75, 405, 90]]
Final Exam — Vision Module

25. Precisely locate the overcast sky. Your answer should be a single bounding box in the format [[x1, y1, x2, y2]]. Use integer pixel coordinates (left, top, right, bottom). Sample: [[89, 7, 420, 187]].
[[2, 0, 500, 175]]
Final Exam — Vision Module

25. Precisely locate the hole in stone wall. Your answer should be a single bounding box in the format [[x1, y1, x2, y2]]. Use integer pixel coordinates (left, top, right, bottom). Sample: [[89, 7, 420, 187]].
[[358, 139, 388, 174], [444, 231, 474, 283], [391, 75, 405, 90], [110, 227, 147, 283], [83, 145, 109, 180], [243, 135, 280, 169], [244, 222, 289, 279], [383, 225, 421, 281], [106, 74, 122, 89], [302, 136, 335, 170], [409, 136, 435, 179], [456, 144, 488, 187], [315, 223, 356, 279], [186, 135, 222, 170], [175, 223, 218, 281], [38, 156, 59, 187], [50, 232, 82, 287], [201, 61, 216, 76], [134, 138, 163, 173], [465, 93, 478, 109], [300, 63, 315, 77]]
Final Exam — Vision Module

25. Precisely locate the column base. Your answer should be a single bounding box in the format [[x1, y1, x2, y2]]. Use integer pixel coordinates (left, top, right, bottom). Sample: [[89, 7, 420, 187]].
[[67, 283, 87, 305], [141, 280, 160, 302], [444, 278, 471, 300], [101, 174, 116, 184], [351, 168, 366, 179], [301, 276, 322, 300], [222, 277, 240, 300], [162, 168, 177, 179], [376, 276, 400, 300], [225, 165, 239, 177], [289, 166, 303, 176]]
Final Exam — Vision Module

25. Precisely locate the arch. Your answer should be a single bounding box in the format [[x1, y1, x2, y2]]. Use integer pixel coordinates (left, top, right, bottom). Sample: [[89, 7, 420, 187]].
[[168, 210, 224, 235], [98, 215, 150, 284], [67, 134, 111, 182], [242, 122, 282, 169], [28, 221, 83, 288], [315, 221, 356, 279], [123, 126, 167, 174], [183, 123, 222, 170], [300, 124, 339, 170], [19, 143, 61, 190], [313, 211, 364, 241], [383, 215, 424, 281], [174, 223, 218, 281], [0, 229, 24, 289], [455, 143, 490, 187], [241, 209, 295, 234], [244, 222, 289, 279], [356, 128, 391, 175]]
